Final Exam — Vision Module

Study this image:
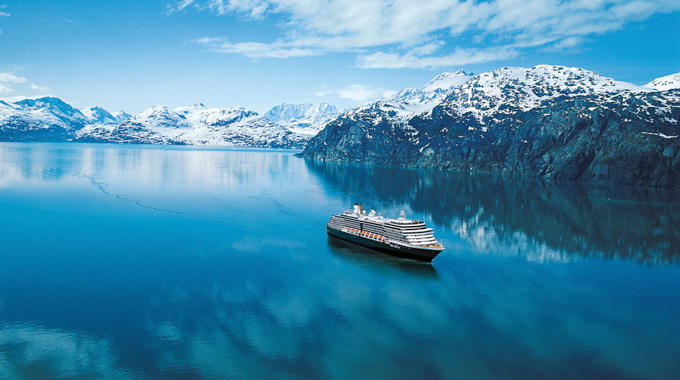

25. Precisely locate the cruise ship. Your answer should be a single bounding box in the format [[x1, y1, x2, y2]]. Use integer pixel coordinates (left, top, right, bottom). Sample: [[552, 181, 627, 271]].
[[327, 204, 444, 262]]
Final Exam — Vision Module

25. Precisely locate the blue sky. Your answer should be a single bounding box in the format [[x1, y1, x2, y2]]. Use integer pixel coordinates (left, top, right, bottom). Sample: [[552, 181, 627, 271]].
[[1, 0, 679, 114]]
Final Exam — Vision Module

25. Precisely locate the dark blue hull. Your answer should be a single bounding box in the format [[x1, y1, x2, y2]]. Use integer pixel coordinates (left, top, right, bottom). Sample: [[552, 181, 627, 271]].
[[327, 227, 441, 262]]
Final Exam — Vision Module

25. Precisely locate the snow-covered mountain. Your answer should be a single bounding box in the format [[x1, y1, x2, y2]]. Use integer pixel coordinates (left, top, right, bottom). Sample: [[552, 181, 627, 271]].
[[80, 106, 120, 125], [174, 103, 308, 147], [0, 97, 90, 140], [77, 103, 309, 148], [79, 106, 131, 125], [111, 111, 132, 123], [0, 97, 308, 148], [383, 69, 474, 116], [444, 65, 653, 120], [300, 65, 680, 187], [645, 73, 680, 91], [264, 103, 340, 135], [16, 97, 91, 126], [132, 105, 192, 129], [423, 70, 474, 92]]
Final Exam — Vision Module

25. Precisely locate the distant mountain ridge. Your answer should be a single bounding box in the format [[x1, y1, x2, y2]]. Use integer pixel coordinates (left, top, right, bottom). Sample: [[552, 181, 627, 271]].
[[80, 106, 129, 125], [264, 103, 340, 135], [76, 103, 308, 148], [0, 97, 89, 141], [298, 65, 680, 187], [0, 97, 325, 148]]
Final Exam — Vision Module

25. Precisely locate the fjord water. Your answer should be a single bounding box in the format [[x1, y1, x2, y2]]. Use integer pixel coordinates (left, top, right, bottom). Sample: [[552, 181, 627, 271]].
[[1, 143, 679, 379]]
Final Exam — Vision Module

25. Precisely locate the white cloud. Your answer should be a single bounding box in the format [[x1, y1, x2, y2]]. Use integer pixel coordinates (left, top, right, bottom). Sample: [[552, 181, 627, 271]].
[[0, 11, 10, 17], [0, 72, 27, 83], [30, 83, 50, 92], [543, 36, 587, 52], [315, 84, 394, 102], [0, 72, 27, 93], [0, 73, 52, 102], [178, 0, 680, 68], [208, 0, 269, 18], [314, 89, 332, 97], [166, 0, 195, 14], [337, 84, 381, 102], [0, 82, 12, 94], [357, 47, 519, 69], [196, 37, 219, 44], [199, 38, 318, 58]]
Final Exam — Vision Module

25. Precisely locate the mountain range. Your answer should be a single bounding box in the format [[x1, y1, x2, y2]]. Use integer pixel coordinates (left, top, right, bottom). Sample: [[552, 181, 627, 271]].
[[299, 65, 680, 187], [0, 99, 326, 148], [2, 65, 679, 186]]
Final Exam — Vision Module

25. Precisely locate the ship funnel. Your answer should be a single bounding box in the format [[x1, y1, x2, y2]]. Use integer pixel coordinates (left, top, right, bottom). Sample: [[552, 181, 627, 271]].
[[353, 203, 365, 214]]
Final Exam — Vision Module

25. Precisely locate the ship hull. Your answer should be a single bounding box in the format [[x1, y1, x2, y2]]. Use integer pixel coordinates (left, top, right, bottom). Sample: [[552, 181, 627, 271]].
[[327, 227, 441, 262]]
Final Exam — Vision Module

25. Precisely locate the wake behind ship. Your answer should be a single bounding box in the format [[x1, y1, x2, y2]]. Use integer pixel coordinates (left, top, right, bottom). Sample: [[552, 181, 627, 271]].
[[327, 204, 444, 262]]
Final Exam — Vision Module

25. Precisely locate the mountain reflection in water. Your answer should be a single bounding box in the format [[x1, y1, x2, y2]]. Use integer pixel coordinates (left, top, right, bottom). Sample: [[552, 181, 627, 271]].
[[306, 160, 680, 265]]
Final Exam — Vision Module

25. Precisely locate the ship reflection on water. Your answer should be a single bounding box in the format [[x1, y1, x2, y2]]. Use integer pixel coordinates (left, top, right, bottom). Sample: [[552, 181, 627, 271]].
[[327, 236, 440, 280]]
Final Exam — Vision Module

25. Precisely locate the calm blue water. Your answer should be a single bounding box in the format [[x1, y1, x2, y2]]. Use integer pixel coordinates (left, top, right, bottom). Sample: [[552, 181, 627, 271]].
[[1, 142, 679, 379]]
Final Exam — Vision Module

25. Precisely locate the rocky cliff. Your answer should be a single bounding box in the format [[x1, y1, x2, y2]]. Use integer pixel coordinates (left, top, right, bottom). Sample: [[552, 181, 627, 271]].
[[298, 66, 680, 187]]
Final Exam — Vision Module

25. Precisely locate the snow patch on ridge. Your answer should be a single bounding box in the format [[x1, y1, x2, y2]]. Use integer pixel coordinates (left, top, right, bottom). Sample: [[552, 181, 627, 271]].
[[446, 65, 657, 120], [645, 73, 680, 91]]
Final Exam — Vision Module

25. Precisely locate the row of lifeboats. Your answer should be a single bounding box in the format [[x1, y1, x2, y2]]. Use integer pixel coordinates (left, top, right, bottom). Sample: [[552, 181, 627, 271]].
[[344, 228, 385, 241], [418, 243, 444, 249], [361, 231, 385, 241]]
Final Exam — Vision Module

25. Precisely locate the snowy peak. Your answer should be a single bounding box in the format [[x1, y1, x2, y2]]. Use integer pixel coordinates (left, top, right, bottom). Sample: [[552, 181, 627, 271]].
[[645, 73, 680, 91], [174, 103, 208, 118], [264, 103, 340, 135], [0, 100, 19, 110], [133, 105, 190, 129], [264, 103, 312, 122], [265, 103, 338, 123], [111, 111, 132, 123], [423, 70, 473, 92], [305, 103, 338, 119], [174, 103, 259, 124], [80, 106, 118, 125], [16, 97, 89, 124], [446, 65, 651, 117], [382, 69, 473, 116], [7, 97, 90, 130], [180, 105, 260, 127], [470, 65, 642, 96]]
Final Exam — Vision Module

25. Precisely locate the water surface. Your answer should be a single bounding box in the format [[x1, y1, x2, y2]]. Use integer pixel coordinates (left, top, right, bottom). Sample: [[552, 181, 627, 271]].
[[0, 142, 679, 379]]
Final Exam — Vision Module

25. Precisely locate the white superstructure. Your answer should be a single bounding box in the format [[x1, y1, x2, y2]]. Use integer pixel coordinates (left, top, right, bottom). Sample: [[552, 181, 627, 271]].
[[327, 204, 444, 252]]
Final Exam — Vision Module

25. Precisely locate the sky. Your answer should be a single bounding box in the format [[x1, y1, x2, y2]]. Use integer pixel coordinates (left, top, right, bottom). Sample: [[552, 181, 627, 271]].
[[1, 0, 679, 115]]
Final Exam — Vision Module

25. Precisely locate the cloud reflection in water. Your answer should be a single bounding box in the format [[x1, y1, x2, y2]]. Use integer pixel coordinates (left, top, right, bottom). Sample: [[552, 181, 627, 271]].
[[0, 322, 141, 379]]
